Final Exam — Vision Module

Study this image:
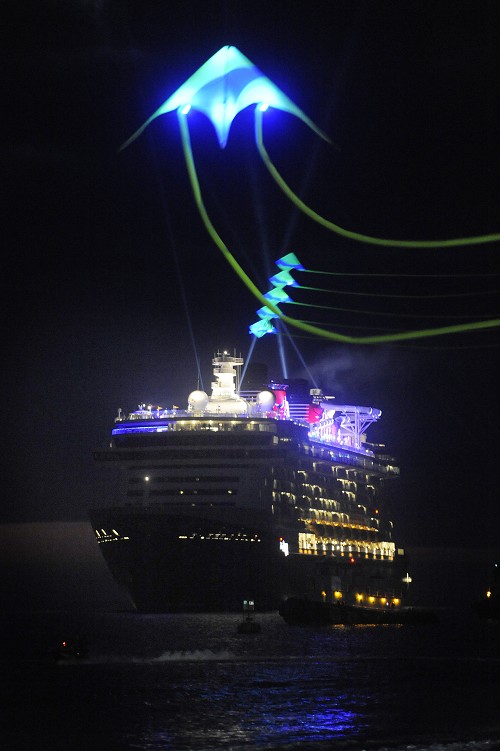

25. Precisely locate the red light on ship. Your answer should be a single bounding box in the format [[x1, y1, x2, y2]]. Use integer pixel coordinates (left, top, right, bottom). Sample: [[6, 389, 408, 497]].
[[307, 404, 324, 423]]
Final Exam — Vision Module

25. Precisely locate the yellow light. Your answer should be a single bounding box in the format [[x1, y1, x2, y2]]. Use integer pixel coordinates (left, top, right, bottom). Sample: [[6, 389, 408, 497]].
[[334, 590, 343, 600], [486, 590, 492, 598], [392, 598, 400, 606], [380, 597, 387, 605], [356, 593, 363, 602], [368, 596, 375, 604]]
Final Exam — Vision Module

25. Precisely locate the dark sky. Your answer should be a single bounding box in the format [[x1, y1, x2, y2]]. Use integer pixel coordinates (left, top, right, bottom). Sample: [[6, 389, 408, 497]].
[[2, 1, 499, 551]]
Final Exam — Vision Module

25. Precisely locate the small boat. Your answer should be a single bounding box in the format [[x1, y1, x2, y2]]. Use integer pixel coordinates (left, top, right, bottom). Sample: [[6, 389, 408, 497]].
[[55, 636, 89, 660], [236, 599, 261, 633]]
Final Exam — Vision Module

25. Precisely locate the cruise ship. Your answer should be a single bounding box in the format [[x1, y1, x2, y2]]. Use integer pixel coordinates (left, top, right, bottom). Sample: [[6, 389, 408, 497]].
[[90, 351, 407, 614]]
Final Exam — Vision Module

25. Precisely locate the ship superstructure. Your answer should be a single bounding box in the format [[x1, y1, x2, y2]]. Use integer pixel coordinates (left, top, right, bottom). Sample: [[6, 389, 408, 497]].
[[90, 351, 405, 613]]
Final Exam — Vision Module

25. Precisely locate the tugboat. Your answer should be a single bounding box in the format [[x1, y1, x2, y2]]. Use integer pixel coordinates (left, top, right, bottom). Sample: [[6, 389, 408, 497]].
[[278, 595, 438, 625]]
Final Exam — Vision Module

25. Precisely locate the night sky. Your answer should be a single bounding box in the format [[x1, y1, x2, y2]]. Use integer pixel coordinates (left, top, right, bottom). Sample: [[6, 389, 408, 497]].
[[2, 0, 499, 568]]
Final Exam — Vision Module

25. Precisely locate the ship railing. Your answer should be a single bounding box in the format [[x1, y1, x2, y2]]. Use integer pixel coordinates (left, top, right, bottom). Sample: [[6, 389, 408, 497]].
[[307, 442, 398, 474], [118, 409, 192, 422]]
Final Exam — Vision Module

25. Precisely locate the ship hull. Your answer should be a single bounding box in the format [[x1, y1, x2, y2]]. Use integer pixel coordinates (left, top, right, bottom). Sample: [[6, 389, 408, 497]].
[[89, 507, 287, 612], [90, 505, 406, 613]]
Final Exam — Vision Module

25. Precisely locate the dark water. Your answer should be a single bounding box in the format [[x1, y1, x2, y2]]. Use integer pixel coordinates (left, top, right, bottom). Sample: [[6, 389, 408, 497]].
[[3, 608, 500, 751]]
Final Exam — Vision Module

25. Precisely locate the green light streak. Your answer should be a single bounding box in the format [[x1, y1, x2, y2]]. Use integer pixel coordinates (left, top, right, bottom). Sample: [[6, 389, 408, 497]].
[[286, 300, 498, 319], [255, 108, 500, 248], [179, 109, 500, 344], [297, 284, 500, 300], [177, 110, 283, 319]]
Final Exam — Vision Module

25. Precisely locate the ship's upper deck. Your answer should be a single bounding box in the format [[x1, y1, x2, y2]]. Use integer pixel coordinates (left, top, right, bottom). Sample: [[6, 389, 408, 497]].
[[109, 352, 395, 468]]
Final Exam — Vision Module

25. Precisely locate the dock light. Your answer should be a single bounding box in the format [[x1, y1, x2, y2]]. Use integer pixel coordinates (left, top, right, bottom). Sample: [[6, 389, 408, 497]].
[[144, 476, 150, 482], [356, 593, 363, 602], [486, 590, 492, 598], [368, 596, 375, 604], [334, 590, 343, 600], [392, 598, 400, 606]]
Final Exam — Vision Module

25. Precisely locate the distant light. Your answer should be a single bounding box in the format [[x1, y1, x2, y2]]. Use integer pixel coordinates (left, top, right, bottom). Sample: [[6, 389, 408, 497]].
[[486, 590, 492, 598], [144, 476, 150, 482]]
